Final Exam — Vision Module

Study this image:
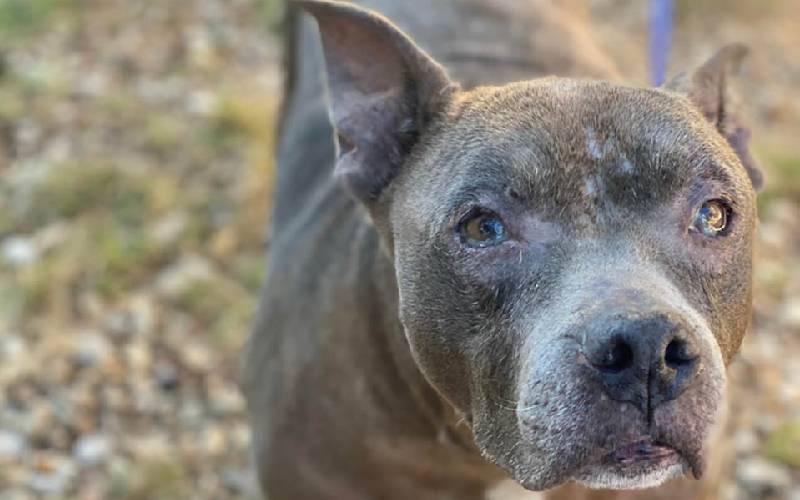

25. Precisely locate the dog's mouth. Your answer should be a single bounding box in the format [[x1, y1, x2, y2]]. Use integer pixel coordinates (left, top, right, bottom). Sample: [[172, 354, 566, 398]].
[[570, 437, 698, 490], [604, 438, 682, 469]]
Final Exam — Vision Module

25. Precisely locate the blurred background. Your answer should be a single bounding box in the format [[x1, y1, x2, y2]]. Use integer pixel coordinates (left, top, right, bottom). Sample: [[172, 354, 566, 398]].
[[0, 0, 796, 499]]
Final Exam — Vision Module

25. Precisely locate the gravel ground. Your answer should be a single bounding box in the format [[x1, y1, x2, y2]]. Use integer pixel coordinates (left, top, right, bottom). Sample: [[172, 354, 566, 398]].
[[0, 0, 797, 499]]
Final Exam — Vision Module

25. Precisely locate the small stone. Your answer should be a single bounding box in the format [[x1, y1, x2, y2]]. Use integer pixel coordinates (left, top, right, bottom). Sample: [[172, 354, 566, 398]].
[[186, 90, 218, 115], [27, 452, 74, 494], [221, 468, 255, 494], [126, 433, 170, 460], [154, 359, 180, 392], [128, 295, 156, 337], [0, 430, 26, 461], [737, 457, 792, 495], [1, 236, 38, 266], [104, 311, 136, 342], [73, 434, 110, 466], [125, 341, 151, 376], [207, 375, 245, 415], [33, 222, 68, 252], [203, 425, 227, 456], [155, 254, 215, 299], [27, 405, 56, 444], [181, 342, 213, 372], [73, 331, 112, 367], [779, 298, 800, 330], [150, 211, 188, 246], [733, 428, 759, 454], [0, 334, 26, 360]]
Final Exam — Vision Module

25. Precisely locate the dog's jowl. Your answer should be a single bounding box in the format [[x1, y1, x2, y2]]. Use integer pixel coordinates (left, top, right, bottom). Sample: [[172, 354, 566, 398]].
[[243, 1, 761, 499]]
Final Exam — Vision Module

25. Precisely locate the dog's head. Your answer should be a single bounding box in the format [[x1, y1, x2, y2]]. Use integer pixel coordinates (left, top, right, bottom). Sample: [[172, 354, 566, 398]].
[[299, 0, 761, 491]]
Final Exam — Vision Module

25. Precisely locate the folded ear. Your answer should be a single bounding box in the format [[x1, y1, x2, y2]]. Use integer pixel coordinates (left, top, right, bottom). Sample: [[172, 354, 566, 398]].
[[296, 0, 457, 203], [666, 44, 763, 190]]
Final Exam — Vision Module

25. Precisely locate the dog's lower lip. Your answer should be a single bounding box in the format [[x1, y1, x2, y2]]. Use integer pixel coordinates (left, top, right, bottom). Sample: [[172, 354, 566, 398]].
[[606, 439, 679, 465]]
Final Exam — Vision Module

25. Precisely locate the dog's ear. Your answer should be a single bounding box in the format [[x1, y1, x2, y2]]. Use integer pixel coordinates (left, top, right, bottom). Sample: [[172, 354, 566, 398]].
[[296, 0, 457, 203], [667, 44, 763, 190]]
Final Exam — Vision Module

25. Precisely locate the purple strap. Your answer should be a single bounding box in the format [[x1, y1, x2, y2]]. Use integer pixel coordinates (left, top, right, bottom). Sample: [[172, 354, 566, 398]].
[[649, 0, 674, 86]]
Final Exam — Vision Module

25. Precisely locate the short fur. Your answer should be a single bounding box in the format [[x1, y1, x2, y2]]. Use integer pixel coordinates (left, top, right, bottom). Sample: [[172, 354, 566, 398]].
[[243, 1, 760, 499]]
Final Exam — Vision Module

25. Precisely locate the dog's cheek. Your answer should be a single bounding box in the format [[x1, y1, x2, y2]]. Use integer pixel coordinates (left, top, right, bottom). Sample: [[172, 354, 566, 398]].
[[394, 242, 517, 413], [669, 241, 753, 364]]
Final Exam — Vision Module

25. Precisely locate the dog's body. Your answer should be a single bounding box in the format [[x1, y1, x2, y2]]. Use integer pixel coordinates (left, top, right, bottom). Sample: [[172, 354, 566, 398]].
[[243, 1, 761, 499]]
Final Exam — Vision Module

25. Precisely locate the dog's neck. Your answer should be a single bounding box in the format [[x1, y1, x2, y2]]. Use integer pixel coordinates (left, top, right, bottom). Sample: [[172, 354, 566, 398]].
[[338, 0, 621, 87]]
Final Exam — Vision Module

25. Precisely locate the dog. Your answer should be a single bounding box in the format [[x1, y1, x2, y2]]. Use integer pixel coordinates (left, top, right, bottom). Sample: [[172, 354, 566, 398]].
[[242, 1, 762, 498]]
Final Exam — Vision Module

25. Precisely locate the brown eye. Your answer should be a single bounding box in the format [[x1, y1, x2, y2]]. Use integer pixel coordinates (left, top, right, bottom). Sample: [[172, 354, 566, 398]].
[[458, 210, 508, 248], [692, 200, 730, 237]]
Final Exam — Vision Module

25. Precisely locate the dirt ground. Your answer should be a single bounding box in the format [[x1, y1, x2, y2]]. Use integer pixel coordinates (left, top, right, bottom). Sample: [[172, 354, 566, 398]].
[[0, 0, 797, 499]]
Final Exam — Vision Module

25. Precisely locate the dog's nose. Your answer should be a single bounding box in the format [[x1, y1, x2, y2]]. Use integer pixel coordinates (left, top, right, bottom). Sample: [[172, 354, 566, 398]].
[[584, 314, 701, 414]]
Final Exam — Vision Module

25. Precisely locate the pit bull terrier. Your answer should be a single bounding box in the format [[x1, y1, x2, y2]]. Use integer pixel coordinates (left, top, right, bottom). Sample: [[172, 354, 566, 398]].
[[242, 1, 762, 498]]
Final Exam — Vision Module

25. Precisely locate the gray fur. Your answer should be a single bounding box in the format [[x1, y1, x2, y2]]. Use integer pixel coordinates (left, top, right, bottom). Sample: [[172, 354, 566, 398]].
[[243, 1, 759, 498]]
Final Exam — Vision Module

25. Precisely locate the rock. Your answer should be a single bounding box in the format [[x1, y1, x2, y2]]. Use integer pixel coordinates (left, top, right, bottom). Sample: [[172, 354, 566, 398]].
[[150, 211, 188, 247], [105, 294, 156, 341], [33, 222, 68, 252], [202, 425, 227, 456], [733, 428, 759, 454], [221, 468, 256, 494], [779, 298, 800, 330], [73, 434, 111, 466], [180, 341, 213, 372], [125, 339, 152, 375], [73, 331, 113, 367], [186, 90, 218, 116], [154, 254, 215, 299], [104, 311, 137, 343], [125, 433, 170, 461], [737, 457, 792, 496], [154, 359, 180, 392], [27, 452, 75, 495], [1, 235, 38, 266], [0, 430, 26, 461], [0, 334, 26, 360], [207, 375, 245, 416]]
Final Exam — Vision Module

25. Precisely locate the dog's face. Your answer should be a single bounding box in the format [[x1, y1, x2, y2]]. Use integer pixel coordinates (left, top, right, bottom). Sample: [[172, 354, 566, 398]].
[[390, 80, 757, 489], [301, 0, 761, 491]]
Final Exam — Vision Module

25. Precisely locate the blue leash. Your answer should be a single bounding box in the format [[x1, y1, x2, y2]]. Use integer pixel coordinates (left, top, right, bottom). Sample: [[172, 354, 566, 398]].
[[649, 0, 674, 86]]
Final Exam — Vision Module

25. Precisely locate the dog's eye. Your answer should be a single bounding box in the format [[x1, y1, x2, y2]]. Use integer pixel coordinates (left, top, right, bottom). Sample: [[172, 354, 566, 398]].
[[691, 200, 730, 237], [459, 210, 508, 247]]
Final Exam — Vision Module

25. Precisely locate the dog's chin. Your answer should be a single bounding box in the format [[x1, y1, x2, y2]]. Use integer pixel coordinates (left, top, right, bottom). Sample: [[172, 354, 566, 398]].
[[511, 438, 696, 492], [573, 439, 691, 490]]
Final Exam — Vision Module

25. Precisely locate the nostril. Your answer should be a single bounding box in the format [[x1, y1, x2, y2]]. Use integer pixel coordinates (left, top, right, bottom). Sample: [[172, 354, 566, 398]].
[[664, 338, 697, 368], [594, 340, 634, 373]]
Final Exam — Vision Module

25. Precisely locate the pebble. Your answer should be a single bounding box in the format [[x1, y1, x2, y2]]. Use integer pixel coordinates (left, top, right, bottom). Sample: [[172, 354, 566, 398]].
[[0, 334, 26, 360], [1, 236, 38, 266], [734, 428, 759, 454], [0, 430, 26, 461], [181, 341, 214, 372], [73, 434, 110, 466], [73, 331, 112, 367], [737, 457, 792, 495], [154, 254, 215, 299], [150, 211, 188, 246], [780, 298, 800, 330], [207, 376, 246, 416], [27, 453, 74, 494], [154, 359, 180, 392]]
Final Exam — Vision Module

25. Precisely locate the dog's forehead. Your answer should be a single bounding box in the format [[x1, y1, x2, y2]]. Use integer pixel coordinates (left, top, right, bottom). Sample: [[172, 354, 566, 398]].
[[422, 79, 741, 219]]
